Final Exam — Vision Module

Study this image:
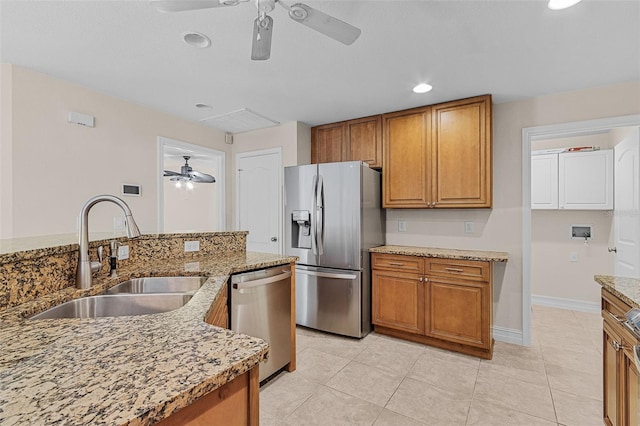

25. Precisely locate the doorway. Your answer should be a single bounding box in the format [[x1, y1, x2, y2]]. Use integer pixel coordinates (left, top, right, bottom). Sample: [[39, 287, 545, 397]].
[[157, 137, 226, 233], [236, 148, 282, 254], [522, 114, 640, 346]]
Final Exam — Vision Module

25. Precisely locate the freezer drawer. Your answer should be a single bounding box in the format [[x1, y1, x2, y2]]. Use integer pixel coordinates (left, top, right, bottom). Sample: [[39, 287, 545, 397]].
[[296, 265, 364, 338], [230, 265, 292, 382]]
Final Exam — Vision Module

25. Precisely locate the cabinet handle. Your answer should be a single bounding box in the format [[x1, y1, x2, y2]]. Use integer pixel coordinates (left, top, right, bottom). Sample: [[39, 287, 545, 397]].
[[607, 311, 625, 323], [418, 277, 423, 282], [389, 262, 404, 266], [445, 268, 464, 273], [613, 340, 630, 351]]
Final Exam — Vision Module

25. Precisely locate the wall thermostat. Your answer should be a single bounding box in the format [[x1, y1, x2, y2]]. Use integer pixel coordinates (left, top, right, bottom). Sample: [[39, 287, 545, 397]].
[[122, 184, 141, 197]]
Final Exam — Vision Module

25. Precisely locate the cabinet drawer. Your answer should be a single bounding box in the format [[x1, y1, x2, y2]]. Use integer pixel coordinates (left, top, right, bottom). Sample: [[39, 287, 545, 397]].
[[602, 288, 632, 322], [372, 253, 423, 273], [425, 258, 489, 281]]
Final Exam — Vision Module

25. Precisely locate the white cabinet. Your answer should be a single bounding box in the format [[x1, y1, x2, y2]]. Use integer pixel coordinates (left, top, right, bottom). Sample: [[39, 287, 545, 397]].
[[531, 149, 613, 210], [532, 154, 559, 209]]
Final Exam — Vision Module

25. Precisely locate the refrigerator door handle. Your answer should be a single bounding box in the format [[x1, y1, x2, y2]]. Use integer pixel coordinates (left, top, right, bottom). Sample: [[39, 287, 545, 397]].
[[297, 269, 357, 280], [311, 174, 318, 255], [316, 175, 324, 255]]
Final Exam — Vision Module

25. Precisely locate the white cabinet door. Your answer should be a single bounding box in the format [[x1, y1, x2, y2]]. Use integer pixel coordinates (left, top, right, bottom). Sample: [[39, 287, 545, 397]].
[[531, 154, 559, 209], [558, 149, 614, 210]]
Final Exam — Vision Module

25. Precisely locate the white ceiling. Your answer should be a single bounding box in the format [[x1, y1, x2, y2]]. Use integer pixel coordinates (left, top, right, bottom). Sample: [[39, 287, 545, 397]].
[[1, 0, 639, 133]]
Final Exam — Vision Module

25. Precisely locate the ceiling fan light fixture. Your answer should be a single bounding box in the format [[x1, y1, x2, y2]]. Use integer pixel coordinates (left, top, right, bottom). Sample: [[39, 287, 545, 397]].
[[182, 31, 211, 48], [413, 83, 433, 94], [547, 0, 582, 10]]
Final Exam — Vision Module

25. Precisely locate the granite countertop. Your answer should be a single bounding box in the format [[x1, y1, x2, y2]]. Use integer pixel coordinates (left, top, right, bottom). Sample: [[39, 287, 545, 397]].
[[370, 245, 509, 262], [0, 251, 296, 426], [595, 275, 640, 309]]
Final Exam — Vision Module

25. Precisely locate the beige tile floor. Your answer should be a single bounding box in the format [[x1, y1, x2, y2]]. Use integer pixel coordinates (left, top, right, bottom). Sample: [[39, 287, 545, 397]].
[[260, 305, 603, 426]]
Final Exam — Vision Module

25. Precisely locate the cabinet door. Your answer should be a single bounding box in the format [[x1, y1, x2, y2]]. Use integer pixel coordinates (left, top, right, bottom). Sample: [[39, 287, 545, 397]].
[[531, 154, 559, 209], [425, 276, 490, 349], [558, 149, 614, 210], [372, 269, 424, 334], [432, 95, 492, 208], [382, 107, 431, 208], [603, 319, 621, 426], [311, 123, 346, 164], [346, 115, 382, 168], [623, 345, 639, 426]]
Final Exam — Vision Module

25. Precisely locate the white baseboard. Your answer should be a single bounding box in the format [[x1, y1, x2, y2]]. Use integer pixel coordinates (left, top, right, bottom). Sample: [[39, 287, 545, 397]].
[[493, 326, 524, 346], [532, 294, 600, 314]]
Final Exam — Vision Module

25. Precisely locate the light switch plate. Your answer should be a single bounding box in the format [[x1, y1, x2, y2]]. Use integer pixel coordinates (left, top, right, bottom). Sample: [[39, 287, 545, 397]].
[[398, 220, 407, 232], [185, 241, 200, 252], [464, 222, 474, 234], [569, 252, 578, 262]]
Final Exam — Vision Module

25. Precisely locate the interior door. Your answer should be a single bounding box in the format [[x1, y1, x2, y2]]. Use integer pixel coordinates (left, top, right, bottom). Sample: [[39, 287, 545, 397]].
[[236, 150, 281, 254], [613, 127, 640, 278]]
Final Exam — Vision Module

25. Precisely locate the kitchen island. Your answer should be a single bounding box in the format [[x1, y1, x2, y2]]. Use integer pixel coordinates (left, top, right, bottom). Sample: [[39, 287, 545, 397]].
[[0, 233, 296, 425]]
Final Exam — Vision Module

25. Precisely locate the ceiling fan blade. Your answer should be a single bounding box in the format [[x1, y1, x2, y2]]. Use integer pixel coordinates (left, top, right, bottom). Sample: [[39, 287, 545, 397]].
[[163, 170, 182, 176], [189, 171, 216, 183], [251, 15, 274, 60], [287, 3, 361, 45], [150, 0, 230, 13]]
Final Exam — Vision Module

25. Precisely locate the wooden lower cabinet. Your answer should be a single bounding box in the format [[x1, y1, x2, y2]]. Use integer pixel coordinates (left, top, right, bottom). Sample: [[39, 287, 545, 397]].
[[204, 283, 228, 328], [372, 253, 493, 359], [602, 288, 640, 426], [157, 367, 259, 426]]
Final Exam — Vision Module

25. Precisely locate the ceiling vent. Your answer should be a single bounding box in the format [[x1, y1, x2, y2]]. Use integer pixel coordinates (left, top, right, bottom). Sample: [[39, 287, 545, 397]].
[[200, 108, 280, 134]]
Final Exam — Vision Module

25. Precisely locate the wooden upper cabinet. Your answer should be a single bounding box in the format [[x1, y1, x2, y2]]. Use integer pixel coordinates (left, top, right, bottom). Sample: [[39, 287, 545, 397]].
[[311, 123, 346, 164], [382, 107, 432, 207], [311, 115, 382, 168], [346, 116, 382, 168], [382, 95, 492, 209], [432, 95, 492, 208]]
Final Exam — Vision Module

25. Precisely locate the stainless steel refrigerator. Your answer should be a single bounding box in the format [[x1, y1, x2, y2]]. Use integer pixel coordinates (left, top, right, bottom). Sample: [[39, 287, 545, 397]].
[[284, 161, 385, 338]]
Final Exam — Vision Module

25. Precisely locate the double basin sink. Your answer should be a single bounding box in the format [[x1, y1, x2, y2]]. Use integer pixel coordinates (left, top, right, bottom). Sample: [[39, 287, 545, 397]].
[[30, 276, 207, 320]]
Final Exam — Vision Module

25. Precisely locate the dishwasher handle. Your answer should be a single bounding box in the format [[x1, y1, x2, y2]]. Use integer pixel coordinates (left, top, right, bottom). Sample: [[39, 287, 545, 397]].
[[297, 269, 357, 280], [232, 270, 291, 290]]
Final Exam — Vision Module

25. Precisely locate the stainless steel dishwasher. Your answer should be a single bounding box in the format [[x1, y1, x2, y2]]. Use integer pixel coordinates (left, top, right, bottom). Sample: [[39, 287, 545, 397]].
[[230, 265, 292, 382]]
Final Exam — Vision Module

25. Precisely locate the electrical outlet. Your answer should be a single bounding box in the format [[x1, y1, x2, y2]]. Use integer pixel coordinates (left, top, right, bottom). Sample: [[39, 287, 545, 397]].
[[464, 221, 474, 234], [118, 245, 129, 260], [185, 241, 200, 252], [398, 220, 407, 232], [569, 252, 578, 262]]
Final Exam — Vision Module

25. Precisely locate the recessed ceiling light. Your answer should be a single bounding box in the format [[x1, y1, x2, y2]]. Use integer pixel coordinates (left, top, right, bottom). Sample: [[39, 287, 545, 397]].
[[547, 0, 582, 10], [413, 83, 433, 94], [195, 103, 213, 110], [182, 32, 211, 48]]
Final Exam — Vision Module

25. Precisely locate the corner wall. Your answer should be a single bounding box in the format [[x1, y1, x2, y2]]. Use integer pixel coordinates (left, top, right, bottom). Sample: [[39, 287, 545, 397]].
[[0, 64, 229, 238]]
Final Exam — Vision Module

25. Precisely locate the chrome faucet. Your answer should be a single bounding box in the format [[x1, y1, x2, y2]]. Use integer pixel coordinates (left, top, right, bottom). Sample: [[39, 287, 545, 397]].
[[76, 195, 141, 289]]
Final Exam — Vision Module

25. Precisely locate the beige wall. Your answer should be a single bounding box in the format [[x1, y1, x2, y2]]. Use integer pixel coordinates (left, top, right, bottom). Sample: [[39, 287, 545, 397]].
[[0, 64, 229, 239], [387, 80, 640, 334]]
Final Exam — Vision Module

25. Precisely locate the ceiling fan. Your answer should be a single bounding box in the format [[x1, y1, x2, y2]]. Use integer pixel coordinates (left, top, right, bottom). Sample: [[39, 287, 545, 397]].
[[150, 0, 361, 60], [164, 156, 216, 185]]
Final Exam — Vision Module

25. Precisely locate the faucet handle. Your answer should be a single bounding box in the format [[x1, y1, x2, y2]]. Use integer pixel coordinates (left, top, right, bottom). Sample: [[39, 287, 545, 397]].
[[97, 246, 104, 263], [90, 246, 104, 275]]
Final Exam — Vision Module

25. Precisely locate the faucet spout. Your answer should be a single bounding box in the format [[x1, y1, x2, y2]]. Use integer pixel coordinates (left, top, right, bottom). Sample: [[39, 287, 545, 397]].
[[76, 195, 141, 289]]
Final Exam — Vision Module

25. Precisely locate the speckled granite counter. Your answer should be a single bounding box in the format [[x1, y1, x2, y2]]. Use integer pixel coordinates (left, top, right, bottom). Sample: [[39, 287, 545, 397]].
[[0, 251, 296, 426], [370, 245, 509, 262], [595, 275, 640, 309]]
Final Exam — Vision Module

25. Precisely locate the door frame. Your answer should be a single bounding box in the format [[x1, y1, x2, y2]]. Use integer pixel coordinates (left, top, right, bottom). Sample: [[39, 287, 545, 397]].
[[157, 136, 226, 233], [521, 114, 640, 346], [235, 147, 283, 254]]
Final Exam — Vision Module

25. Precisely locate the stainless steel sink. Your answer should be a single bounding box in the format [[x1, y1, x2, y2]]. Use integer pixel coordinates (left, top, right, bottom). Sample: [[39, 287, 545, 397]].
[[29, 293, 193, 320], [106, 276, 207, 294]]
